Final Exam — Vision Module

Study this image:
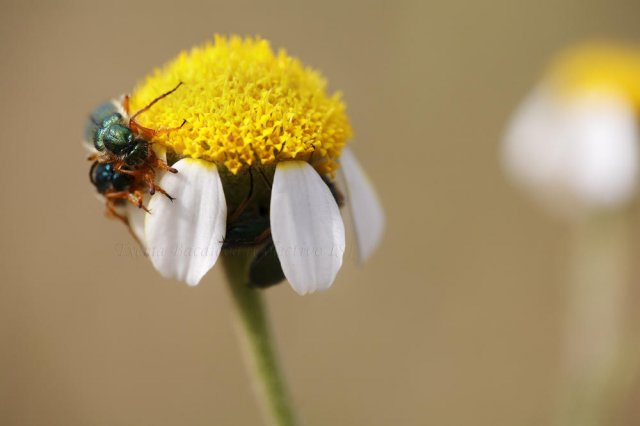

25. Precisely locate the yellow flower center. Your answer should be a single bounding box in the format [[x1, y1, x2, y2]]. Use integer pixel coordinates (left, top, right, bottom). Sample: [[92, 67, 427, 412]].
[[129, 35, 352, 175], [547, 42, 640, 110]]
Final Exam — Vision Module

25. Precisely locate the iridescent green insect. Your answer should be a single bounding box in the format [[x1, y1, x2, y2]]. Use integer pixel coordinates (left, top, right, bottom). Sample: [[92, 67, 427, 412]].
[[87, 102, 149, 167], [86, 83, 185, 230], [86, 82, 184, 171]]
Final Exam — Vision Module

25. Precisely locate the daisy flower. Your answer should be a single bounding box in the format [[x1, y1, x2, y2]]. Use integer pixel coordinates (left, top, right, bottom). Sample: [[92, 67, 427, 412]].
[[502, 42, 640, 214], [88, 36, 384, 295]]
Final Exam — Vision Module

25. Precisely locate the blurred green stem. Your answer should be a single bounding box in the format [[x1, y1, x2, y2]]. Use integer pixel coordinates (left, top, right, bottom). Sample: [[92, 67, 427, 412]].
[[222, 250, 297, 426], [557, 210, 631, 426]]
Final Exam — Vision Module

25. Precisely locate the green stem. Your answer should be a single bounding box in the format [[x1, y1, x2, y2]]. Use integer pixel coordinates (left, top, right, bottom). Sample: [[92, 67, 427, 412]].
[[222, 250, 298, 426], [556, 210, 631, 426]]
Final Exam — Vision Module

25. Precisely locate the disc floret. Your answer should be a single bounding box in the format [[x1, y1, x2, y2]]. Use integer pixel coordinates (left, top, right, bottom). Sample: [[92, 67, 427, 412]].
[[129, 35, 353, 175]]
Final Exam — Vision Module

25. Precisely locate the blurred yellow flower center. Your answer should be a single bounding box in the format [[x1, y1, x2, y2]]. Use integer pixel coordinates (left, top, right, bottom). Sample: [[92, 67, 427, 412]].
[[129, 36, 352, 175], [548, 42, 640, 110]]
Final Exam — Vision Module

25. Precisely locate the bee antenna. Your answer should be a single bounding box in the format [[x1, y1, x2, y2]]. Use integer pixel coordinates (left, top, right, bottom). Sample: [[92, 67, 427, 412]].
[[130, 81, 184, 122]]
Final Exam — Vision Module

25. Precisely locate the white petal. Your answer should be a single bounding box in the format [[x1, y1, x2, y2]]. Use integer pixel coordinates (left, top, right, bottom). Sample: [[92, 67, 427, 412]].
[[270, 161, 345, 295], [145, 158, 227, 286], [124, 146, 168, 248], [126, 204, 147, 246], [338, 147, 385, 262], [503, 87, 638, 211], [82, 141, 97, 154], [503, 86, 566, 195], [562, 92, 638, 208]]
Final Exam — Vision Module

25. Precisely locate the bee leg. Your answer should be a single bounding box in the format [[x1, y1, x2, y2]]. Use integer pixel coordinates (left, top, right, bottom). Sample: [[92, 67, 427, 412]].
[[131, 190, 150, 213], [105, 191, 129, 202], [113, 162, 146, 179], [137, 168, 156, 196], [129, 122, 156, 140], [113, 167, 141, 177], [105, 199, 128, 222], [113, 161, 129, 173], [129, 82, 185, 139], [228, 168, 255, 224], [105, 198, 144, 249], [154, 119, 187, 135], [256, 167, 273, 190], [150, 152, 178, 174], [105, 191, 150, 213], [96, 154, 119, 164], [159, 163, 178, 174], [139, 168, 174, 201], [88, 153, 113, 164], [254, 227, 272, 245], [131, 119, 186, 141], [152, 184, 175, 201]]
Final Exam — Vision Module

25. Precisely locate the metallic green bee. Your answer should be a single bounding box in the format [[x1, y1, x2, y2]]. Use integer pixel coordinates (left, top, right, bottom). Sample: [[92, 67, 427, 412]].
[[86, 83, 184, 229]]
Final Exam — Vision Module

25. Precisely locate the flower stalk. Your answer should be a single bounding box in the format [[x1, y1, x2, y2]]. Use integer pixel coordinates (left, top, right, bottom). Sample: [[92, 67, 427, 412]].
[[556, 210, 631, 425], [222, 250, 298, 426]]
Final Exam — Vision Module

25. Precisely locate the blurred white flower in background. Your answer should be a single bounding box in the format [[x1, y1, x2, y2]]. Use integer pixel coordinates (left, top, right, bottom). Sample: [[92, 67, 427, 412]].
[[504, 44, 640, 426], [503, 43, 640, 215]]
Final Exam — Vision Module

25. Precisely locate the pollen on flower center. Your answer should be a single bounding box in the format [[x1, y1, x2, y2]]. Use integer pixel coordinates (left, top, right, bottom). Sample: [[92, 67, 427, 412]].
[[128, 35, 353, 175], [547, 42, 640, 110]]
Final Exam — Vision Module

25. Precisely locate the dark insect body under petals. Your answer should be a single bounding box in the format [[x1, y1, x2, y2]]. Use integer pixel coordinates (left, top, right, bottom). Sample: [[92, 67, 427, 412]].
[[222, 167, 344, 289]]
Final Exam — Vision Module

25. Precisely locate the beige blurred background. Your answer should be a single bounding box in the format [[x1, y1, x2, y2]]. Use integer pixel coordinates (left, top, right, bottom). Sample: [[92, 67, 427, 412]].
[[2, 0, 640, 425]]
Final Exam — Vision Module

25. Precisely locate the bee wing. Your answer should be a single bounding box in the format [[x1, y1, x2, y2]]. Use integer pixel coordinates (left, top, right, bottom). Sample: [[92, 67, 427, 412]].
[[84, 97, 130, 153], [112, 95, 129, 118], [82, 139, 98, 154]]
